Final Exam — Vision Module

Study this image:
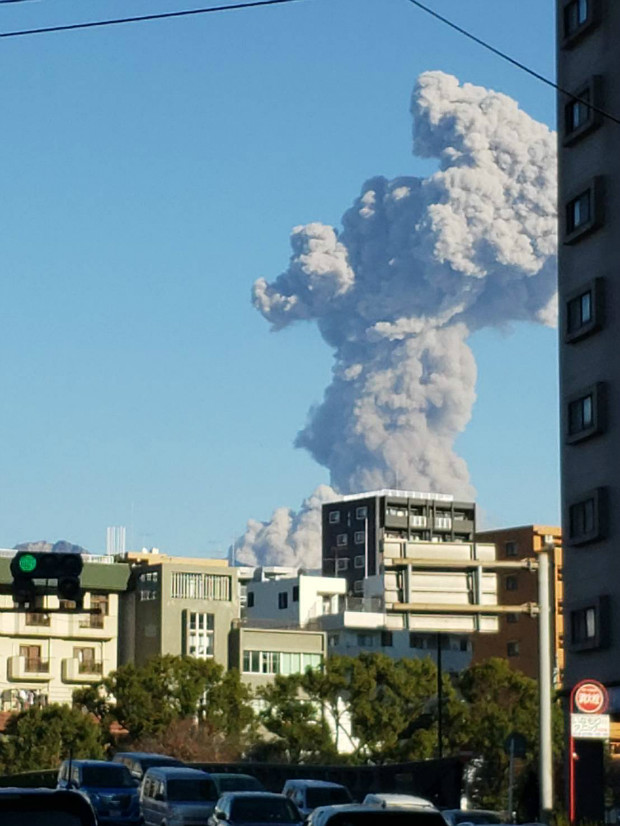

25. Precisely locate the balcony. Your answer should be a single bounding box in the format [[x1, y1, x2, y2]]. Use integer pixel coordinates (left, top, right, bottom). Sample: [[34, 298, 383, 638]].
[[25, 612, 51, 627], [8, 656, 51, 682], [62, 658, 104, 683]]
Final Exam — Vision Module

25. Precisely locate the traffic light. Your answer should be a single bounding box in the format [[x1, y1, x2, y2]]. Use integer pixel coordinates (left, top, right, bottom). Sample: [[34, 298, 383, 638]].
[[10, 552, 84, 609]]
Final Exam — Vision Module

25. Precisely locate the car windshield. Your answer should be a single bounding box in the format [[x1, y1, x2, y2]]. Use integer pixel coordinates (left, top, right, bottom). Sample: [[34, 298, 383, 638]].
[[454, 815, 502, 825], [217, 777, 264, 792], [231, 797, 299, 823], [81, 766, 134, 788], [306, 788, 352, 808], [327, 814, 446, 826], [167, 779, 217, 802]]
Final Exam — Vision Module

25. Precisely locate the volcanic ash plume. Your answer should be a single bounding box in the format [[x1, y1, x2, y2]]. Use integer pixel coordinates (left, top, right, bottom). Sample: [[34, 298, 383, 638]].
[[236, 71, 557, 568]]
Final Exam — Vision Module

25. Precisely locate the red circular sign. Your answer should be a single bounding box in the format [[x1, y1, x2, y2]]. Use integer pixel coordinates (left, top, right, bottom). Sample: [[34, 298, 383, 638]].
[[574, 681, 608, 714]]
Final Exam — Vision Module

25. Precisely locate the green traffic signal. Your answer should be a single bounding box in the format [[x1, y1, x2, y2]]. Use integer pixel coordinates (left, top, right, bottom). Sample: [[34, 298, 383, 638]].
[[18, 553, 37, 574]]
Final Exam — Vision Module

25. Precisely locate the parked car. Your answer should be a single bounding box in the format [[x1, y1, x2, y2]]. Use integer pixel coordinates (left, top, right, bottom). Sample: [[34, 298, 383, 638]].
[[0, 788, 97, 826], [308, 804, 448, 826], [112, 752, 184, 781], [441, 811, 504, 826], [282, 780, 353, 817], [57, 759, 141, 826], [209, 773, 265, 795], [141, 766, 218, 826], [208, 791, 303, 826], [363, 793, 436, 809]]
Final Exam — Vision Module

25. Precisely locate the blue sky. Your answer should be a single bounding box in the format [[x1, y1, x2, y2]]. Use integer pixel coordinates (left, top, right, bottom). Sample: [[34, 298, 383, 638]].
[[0, 0, 558, 555]]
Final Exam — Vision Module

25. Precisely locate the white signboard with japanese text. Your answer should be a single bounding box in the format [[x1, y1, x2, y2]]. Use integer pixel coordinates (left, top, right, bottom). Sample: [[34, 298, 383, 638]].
[[571, 713, 610, 739]]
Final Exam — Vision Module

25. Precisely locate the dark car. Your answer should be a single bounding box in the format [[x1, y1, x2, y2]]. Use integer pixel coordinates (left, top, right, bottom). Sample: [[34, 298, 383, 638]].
[[441, 811, 504, 826], [0, 788, 97, 826], [309, 805, 449, 826], [57, 759, 141, 826], [210, 774, 265, 795], [112, 752, 184, 781], [209, 792, 303, 826]]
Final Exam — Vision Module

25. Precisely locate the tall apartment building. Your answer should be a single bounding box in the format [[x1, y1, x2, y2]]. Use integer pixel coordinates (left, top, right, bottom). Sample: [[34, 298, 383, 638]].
[[472, 526, 563, 684], [118, 554, 239, 668], [0, 551, 130, 709], [322, 490, 476, 593], [556, 0, 619, 689]]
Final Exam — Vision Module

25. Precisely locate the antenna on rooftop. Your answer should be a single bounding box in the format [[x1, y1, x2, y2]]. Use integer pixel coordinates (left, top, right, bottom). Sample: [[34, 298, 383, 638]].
[[106, 526, 126, 556]]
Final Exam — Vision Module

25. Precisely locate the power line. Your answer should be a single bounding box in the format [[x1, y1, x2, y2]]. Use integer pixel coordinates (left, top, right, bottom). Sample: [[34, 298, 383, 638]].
[[0, 0, 302, 39], [405, 0, 620, 128]]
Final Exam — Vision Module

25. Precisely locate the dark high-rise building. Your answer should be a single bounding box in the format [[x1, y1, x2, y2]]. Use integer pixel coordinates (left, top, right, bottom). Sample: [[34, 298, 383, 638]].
[[556, 0, 618, 688], [321, 489, 476, 593]]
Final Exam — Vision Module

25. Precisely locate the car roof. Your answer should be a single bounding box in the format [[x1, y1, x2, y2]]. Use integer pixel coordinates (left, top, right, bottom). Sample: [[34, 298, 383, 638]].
[[365, 794, 436, 806], [114, 752, 178, 760], [223, 792, 288, 799], [209, 773, 258, 780], [63, 760, 127, 768], [144, 767, 209, 779], [285, 780, 347, 789]]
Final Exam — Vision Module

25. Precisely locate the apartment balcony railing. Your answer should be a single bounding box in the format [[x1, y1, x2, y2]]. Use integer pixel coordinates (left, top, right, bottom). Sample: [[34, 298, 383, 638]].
[[62, 658, 104, 683], [8, 656, 51, 682], [25, 613, 51, 627]]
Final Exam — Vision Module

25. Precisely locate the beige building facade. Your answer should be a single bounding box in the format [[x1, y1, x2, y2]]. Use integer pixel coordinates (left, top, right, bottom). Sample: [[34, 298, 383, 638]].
[[0, 553, 130, 709]]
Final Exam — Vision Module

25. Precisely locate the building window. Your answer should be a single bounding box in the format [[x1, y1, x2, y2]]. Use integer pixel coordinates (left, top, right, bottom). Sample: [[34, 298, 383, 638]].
[[292, 586, 299, 603], [74, 647, 101, 674], [564, 178, 604, 244], [357, 634, 374, 647], [566, 278, 603, 343], [459, 638, 469, 652], [336, 534, 348, 547], [139, 590, 157, 601], [80, 594, 109, 629], [409, 634, 428, 649], [354, 555, 365, 569], [171, 572, 231, 601], [356, 507, 368, 520], [186, 612, 214, 658], [329, 511, 341, 524], [505, 575, 518, 592], [353, 580, 364, 594], [278, 592, 288, 610], [19, 645, 47, 673], [567, 383, 605, 444], [247, 591, 255, 608], [336, 558, 349, 572], [507, 641, 520, 658], [563, 0, 598, 45], [507, 612, 519, 624], [570, 597, 609, 651], [242, 650, 321, 675], [564, 78, 602, 145], [381, 631, 393, 647], [354, 531, 365, 545], [505, 541, 518, 558], [329, 634, 340, 647], [569, 488, 606, 545]]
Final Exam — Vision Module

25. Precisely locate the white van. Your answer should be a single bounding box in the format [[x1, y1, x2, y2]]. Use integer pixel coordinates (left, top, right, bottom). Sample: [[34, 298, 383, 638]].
[[141, 766, 218, 826]]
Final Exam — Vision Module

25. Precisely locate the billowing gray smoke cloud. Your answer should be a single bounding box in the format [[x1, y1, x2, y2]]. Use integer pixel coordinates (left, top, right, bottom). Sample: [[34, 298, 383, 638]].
[[236, 71, 557, 568]]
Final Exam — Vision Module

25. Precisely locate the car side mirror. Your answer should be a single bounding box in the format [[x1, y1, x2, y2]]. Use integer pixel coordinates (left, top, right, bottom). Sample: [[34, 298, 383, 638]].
[[216, 812, 227, 821]]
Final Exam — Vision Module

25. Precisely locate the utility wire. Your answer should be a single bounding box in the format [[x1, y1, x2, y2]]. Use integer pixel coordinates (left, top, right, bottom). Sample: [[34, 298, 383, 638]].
[[405, 0, 620, 127], [0, 0, 302, 38]]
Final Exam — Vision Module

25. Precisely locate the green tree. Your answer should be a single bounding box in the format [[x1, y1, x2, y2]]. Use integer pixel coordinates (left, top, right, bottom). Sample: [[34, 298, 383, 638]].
[[75, 655, 225, 740], [257, 674, 336, 763], [0, 704, 105, 774], [340, 652, 441, 763], [458, 657, 563, 811], [200, 667, 256, 747]]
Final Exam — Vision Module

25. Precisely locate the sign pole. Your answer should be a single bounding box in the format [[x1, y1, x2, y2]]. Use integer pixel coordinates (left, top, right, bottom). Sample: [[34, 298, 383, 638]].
[[507, 737, 515, 821], [538, 550, 554, 822]]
